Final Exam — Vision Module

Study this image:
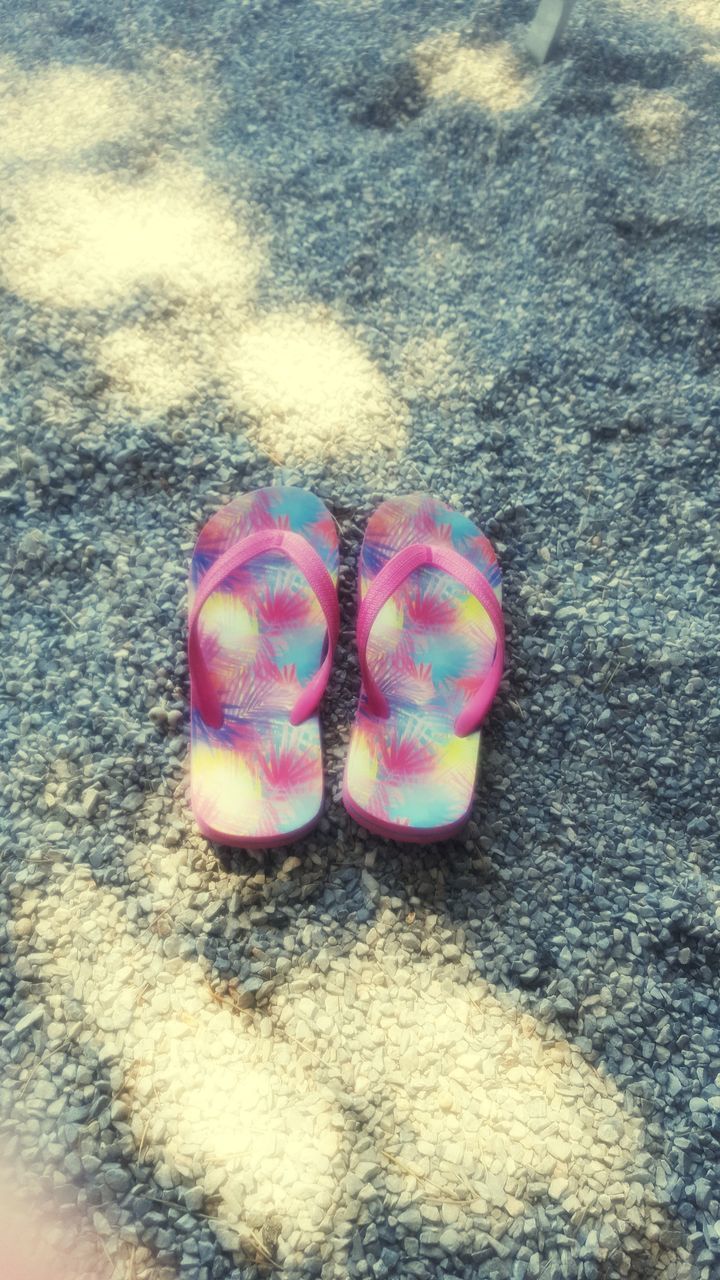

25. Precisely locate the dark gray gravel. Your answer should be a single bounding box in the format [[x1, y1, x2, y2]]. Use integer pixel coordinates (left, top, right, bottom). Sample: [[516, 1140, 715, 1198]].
[[1, 1, 719, 1278]]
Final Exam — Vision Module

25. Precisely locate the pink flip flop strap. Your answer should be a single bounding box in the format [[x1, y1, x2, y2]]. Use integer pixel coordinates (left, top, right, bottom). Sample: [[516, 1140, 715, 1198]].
[[189, 528, 339, 729], [357, 541, 505, 737]]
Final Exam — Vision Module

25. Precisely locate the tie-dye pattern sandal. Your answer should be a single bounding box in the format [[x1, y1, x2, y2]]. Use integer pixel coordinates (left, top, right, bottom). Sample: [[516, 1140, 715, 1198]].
[[342, 494, 504, 842], [188, 487, 339, 847]]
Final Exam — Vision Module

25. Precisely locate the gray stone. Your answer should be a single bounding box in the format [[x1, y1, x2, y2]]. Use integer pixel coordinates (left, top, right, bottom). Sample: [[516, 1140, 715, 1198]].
[[104, 1165, 132, 1194], [82, 787, 101, 816], [15, 1007, 44, 1035], [398, 1209, 423, 1232]]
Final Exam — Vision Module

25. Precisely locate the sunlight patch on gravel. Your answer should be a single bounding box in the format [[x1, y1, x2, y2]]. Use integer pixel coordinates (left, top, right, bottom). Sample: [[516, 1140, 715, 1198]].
[[216, 310, 409, 461], [32, 869, 351, 1271], [0, 51, 404, 460], [417, 36, 533, 112], [96, 318, 212, 416], [0, 49, 217, 162], [25, 868, 691, 1277], [123, 824, 239, 910], [276, 953, 688, 1270], [0, 165, 260, 310], [97, 305, 408, 456], [0, 60, 143, 159], [617, 89, 691, 163]]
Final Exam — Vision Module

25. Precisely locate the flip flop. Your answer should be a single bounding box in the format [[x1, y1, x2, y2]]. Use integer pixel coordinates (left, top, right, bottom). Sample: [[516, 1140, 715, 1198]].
[[188, 487, 339, 847], [342, 494, 504, 842]]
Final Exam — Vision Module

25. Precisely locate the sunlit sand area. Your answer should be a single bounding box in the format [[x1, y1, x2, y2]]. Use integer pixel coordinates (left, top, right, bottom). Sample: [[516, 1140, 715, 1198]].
[[1, 0, 718, 1278]]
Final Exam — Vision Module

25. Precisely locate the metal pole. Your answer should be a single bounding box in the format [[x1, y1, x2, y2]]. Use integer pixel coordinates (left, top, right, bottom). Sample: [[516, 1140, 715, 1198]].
[[525, 0, 578, 63]]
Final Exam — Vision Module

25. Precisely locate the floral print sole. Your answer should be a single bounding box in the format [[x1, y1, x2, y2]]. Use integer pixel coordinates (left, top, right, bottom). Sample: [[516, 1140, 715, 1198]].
[[189, 487, 339, 846], [343, 494, 502, 840]]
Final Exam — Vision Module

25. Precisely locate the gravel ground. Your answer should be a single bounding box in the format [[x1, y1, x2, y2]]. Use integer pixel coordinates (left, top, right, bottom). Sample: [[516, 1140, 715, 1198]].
[[1, 1, 719, 1277]]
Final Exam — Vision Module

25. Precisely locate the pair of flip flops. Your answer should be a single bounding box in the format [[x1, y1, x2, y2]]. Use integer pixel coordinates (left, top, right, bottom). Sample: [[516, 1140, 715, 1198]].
[[188, 488, 504, 847]]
